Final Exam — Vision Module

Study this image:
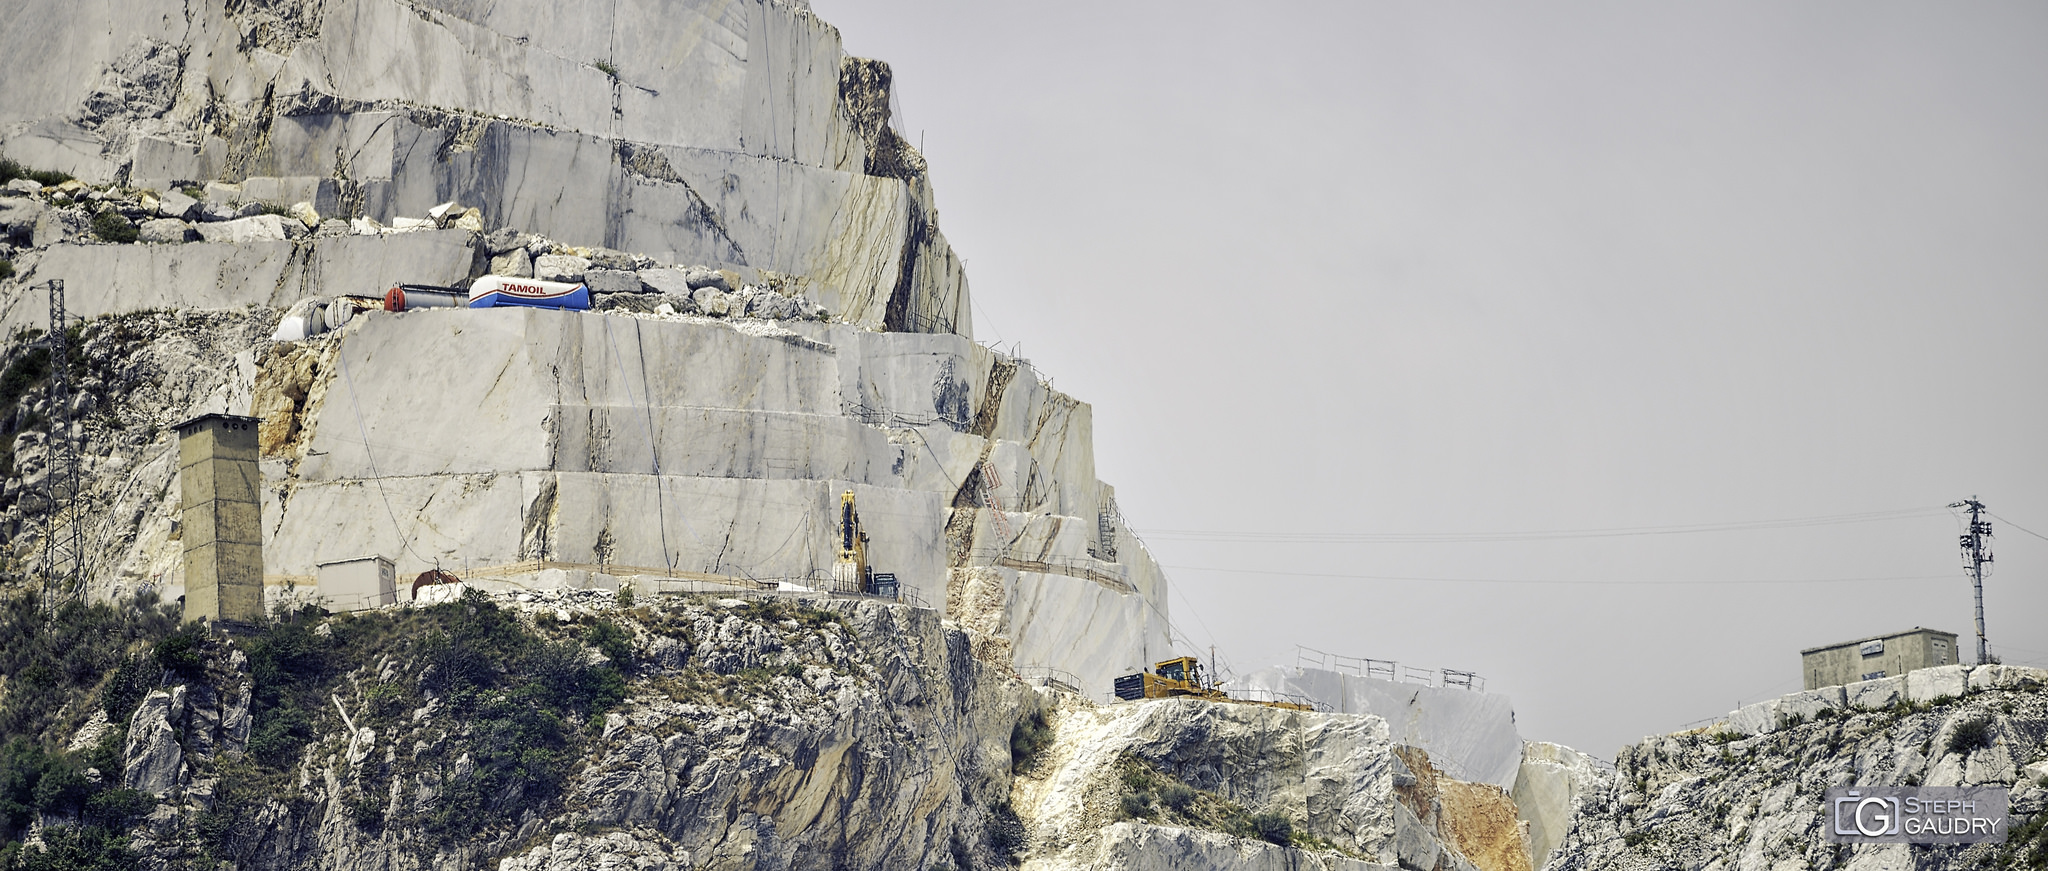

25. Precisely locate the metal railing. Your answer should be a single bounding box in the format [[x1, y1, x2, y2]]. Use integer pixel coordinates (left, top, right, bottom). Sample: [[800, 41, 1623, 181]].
[[1015, 665, 1085, 695], [963, 547, 1133, 592], [891, 309, 963, 336], [842, 400, 968, 431], [1295, 645, 1485, 692]]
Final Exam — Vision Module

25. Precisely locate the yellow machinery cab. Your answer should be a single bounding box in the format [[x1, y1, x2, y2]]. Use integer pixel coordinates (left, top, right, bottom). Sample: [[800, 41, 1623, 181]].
[[1112, 656, 1314, 711], [1114, 656, 1228, 702]]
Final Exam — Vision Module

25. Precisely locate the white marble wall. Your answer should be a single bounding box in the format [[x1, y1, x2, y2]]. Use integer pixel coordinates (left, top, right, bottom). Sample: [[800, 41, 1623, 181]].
[[265, 308, 1168, 673], [1227, 666, 1525, 790]]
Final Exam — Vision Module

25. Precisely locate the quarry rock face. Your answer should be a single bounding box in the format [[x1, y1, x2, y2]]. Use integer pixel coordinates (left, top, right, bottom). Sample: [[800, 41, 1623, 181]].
[[0, 0, 967, 331], [1547, 666, 2048, 871]]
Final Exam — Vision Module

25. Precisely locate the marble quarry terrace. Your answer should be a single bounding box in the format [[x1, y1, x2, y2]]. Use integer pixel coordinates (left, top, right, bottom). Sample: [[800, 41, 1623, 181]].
[[0, 171, 1177, 710], [2, 2, 2044, 869]]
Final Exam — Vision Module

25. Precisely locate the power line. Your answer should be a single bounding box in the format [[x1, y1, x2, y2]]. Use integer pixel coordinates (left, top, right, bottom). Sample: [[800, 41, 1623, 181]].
[[1162, 565, 1954, 586], [1990, 512, 2048, 543], [1138, 506, 1945, 544]]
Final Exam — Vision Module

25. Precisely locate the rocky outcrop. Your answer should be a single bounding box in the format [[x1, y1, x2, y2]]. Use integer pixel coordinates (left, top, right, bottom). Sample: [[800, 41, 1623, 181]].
[[1546, 665, 2048, 871], [1, 307, 274, 591], [121, 673, 253, 799], [90, 593, 1024, 869], [32, 588, 1535, 871], [497, 830, 695, 871], [1229, 666, 1525, 789], [1011, 691, 1510, 871], [1511, 742, 1608, 871], [1076, 823, 1388, 871]]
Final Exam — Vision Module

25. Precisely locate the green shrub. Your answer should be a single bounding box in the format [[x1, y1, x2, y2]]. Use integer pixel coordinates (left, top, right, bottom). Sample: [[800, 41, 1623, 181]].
[[594, 59, 619, 78], [346, 792, 384, 828], [81, 788, 152, 830], [0, 591, 177, 866], [0, 261, 13, 281], [1011, 708, 1053, 773], [584, 619, 634, 669], [1160, 782, 1197, 812], [1946, 718, 1993, 756], [189, 758, 286, 864], [1249, 811, 1292, 846], [8, 822, 137, 871], [0, 158, 70, 188], [153, 625, 208, 680], [0, 738, 51, 839], [99, 655, 155, 725], [1982, 802, 2048, 869], [1118, 791, 1155, 820], [91, 210, 137, 243], [0, 593, 179, 742], [985, 800, 1027, 857], [29, 756, 91, 816]]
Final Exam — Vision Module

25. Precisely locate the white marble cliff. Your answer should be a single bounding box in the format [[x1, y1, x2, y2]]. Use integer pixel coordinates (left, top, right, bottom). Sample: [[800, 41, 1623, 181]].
[[0, 0, 1168, 700], [0, 0, 964, 330]]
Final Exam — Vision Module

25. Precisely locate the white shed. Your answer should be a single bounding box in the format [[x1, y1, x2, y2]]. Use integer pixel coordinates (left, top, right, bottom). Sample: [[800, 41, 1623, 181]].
[[317, 556, 397, 612]]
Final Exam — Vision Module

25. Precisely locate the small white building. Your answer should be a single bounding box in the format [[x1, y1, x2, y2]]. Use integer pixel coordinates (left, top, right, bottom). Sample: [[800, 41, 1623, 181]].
[[317, 556, 397, 612]]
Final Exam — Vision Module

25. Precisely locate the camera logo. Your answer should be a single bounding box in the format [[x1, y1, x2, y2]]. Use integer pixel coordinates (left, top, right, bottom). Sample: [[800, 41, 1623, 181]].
[[1822, 787, 2007, 845], [1833, 792, 1900, 837]]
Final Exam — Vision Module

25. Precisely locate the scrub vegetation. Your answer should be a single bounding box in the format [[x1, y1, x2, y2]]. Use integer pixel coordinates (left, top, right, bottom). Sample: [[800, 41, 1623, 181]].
[[198, 589, 630, 864], [1109, 753, 1336, 852], [0, 159, 69, 189], [0, 591, 182, 871]]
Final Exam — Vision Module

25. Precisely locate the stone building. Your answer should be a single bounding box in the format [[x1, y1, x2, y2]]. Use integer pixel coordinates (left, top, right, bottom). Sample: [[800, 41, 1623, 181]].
[[1800, 627, 1960, 690], [176, 413, 265, 625]]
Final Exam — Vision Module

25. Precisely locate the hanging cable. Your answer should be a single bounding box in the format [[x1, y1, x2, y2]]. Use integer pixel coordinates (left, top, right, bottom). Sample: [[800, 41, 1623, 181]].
[[602, 316, 674, 573], [1137, 506, 1947, 544], [337, 343, 434, 567], [1162, 565, 1953, 586], [1989, 512, 2048, 543]]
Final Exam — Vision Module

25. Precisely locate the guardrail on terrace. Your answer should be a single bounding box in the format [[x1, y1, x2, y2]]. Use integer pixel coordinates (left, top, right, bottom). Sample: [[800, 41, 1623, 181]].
[[1015, 665, 1086, 695], [964, 547, 1133, 593], [842, 401, 968, 431], [1295, 645, 1486, 692]]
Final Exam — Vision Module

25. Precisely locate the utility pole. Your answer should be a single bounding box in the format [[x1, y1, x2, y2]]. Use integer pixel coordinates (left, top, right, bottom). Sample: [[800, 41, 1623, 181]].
[[1950, 497, 1993, 664], [42, 279, 80, 596]]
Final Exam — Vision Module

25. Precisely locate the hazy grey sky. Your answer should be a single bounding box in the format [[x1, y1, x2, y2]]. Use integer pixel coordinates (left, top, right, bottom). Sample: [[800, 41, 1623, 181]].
[[811, 1, 2048, 757]]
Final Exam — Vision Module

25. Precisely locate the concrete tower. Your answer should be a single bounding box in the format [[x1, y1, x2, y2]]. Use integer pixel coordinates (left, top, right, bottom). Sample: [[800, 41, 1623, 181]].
[[176, 414, 265, 625]]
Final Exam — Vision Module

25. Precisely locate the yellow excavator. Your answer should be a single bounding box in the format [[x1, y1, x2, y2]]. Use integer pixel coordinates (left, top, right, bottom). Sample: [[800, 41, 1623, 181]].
[[831, 490, 898, 597], [1114, 656, 1314, 711], [832, 490, 870, 592]]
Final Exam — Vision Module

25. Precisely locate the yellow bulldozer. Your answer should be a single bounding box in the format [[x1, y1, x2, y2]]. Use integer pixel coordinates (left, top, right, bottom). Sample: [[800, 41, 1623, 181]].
[[1113, 656, 1228, 702], [1112, 656, 1313, 711]]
